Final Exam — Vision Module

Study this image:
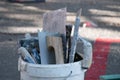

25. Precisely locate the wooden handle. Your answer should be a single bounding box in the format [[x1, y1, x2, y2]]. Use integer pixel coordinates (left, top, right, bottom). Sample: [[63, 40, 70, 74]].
[[46, 36, 64, 64]]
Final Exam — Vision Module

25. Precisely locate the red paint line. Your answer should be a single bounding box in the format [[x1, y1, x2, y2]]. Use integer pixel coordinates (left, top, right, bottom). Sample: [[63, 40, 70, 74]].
[[85, 38, 120, 80]]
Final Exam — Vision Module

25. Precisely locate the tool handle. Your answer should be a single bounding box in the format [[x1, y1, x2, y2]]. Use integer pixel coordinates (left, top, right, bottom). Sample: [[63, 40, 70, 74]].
[[18, 47, 36, 64], [69, 17, 80, 63]]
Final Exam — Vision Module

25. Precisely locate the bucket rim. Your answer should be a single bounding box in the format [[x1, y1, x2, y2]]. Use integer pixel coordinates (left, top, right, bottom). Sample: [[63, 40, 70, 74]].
[[19, 57, 83, 68]]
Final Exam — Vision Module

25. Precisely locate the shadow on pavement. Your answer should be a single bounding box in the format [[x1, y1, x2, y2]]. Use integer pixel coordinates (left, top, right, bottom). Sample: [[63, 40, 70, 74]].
[[0, 0, 120, 33]]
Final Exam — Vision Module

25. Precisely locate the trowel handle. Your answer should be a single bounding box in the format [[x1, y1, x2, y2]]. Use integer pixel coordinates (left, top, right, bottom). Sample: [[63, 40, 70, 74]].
[[82, 41, 92, 69], [18, 47, 36, 64]]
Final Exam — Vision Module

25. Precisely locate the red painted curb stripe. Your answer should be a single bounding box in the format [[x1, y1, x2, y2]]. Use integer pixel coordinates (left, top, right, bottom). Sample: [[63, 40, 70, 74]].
[[85, 38, 120, 80]]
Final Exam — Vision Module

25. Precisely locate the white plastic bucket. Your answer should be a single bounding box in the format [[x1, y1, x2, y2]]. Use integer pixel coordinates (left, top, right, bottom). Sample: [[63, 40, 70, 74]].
[[18, 57, 87, 80]]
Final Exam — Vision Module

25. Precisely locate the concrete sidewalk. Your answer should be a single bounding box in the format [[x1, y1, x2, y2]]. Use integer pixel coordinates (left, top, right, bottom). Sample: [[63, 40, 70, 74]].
[[0, 0, 120, 34]]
